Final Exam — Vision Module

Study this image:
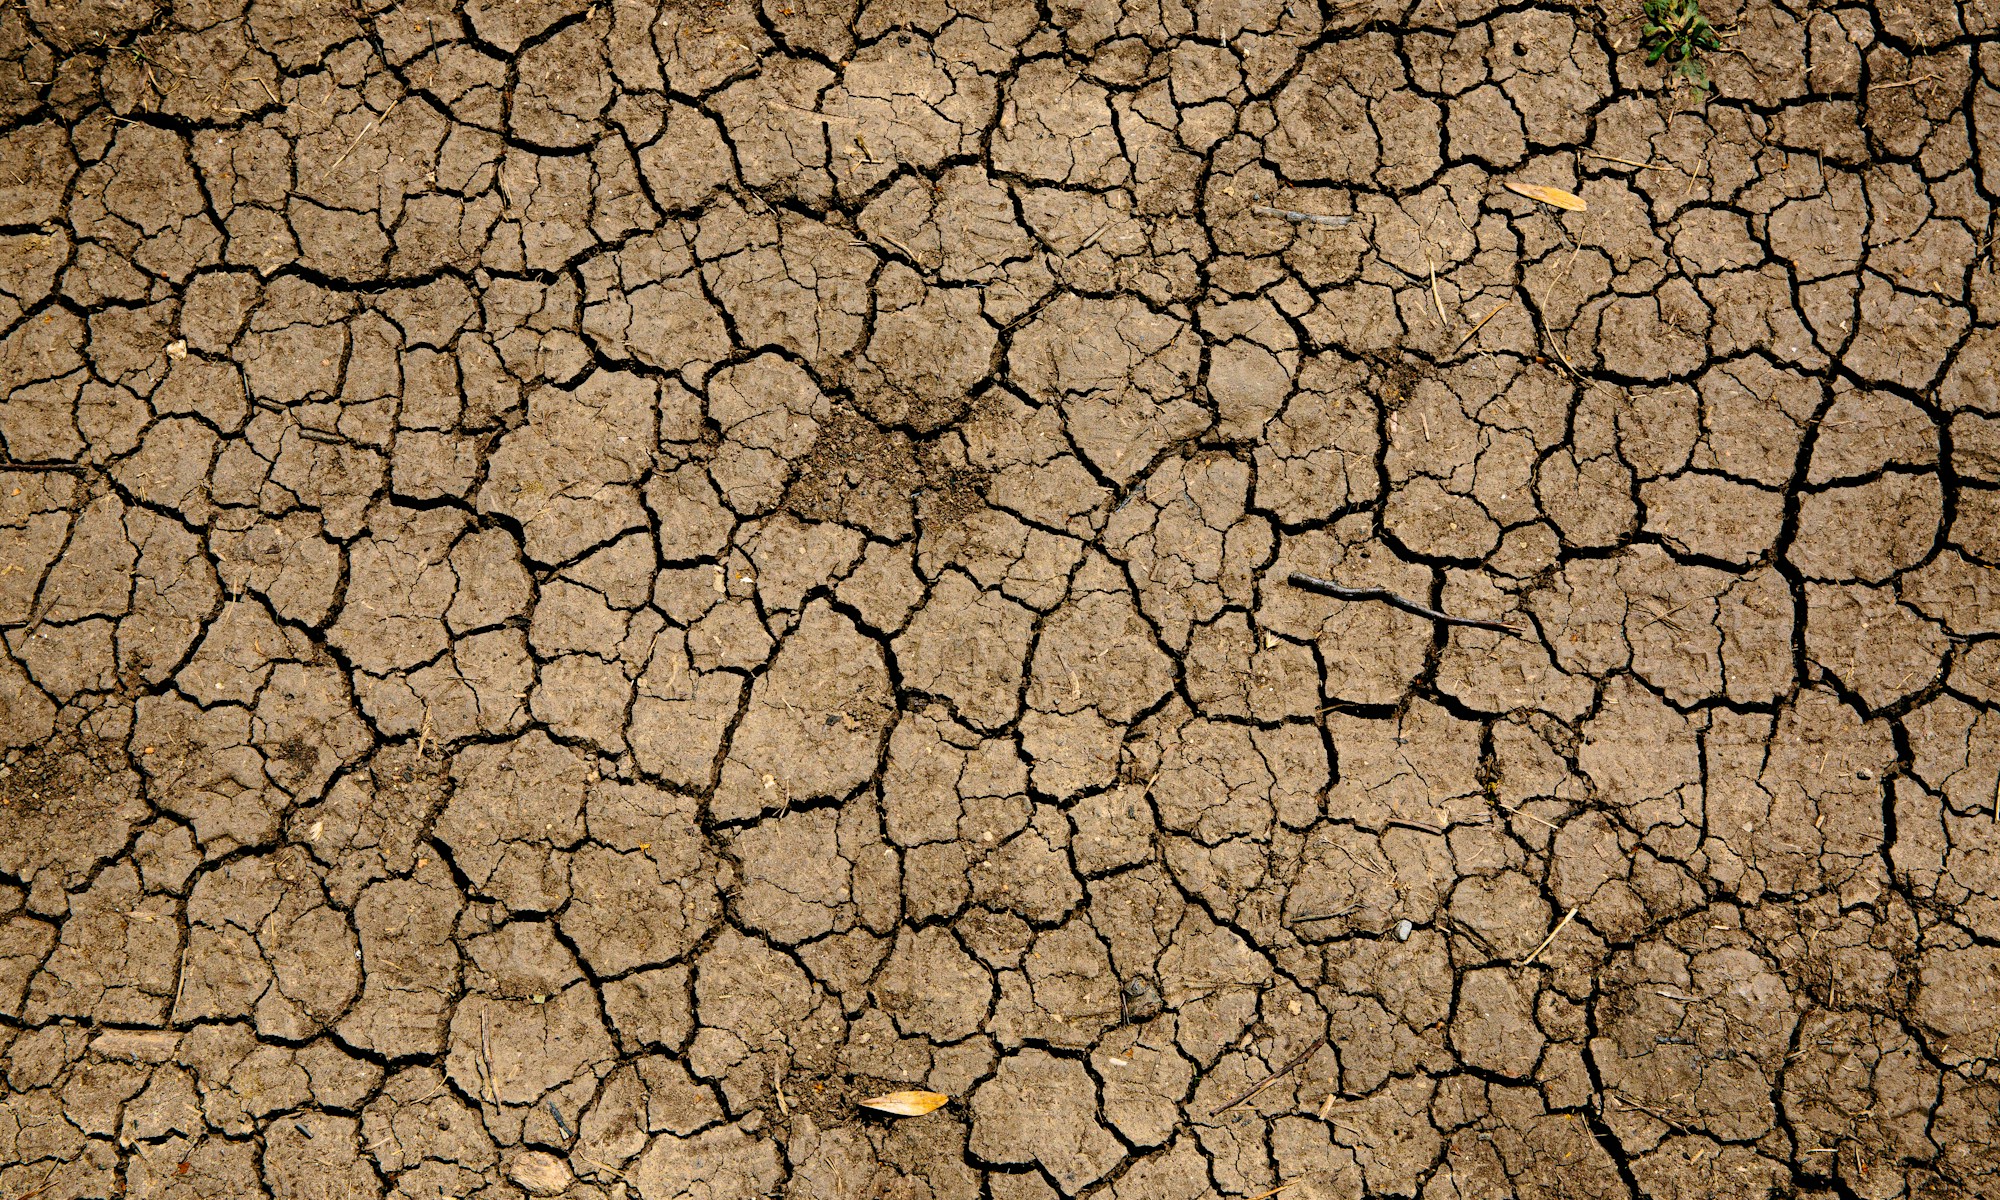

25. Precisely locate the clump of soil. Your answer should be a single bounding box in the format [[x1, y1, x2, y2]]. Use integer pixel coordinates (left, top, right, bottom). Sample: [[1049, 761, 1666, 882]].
[[786, 406, 988, 536]]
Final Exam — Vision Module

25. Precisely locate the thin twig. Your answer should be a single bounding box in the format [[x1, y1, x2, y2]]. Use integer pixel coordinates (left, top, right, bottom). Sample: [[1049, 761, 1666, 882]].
[[1583, 151, 1665, 171], [1287, 574, 1525, 636], [1208, 1035, 1329, 1116], [574, 1154, 631, 1183], [1872, 74, 1938, 90], [1425, 245, 1448, 330], [171, 942, 188, 1021], [1499, 801, 1562, 831], [1245, 1184, 1298, 1200], [12, 1161, 60, 1200], [1252, 204, 1351, 228], [1519, 906, 1579, 966], [1416, 206, 1448, 328], [479, 1006, 497, 1108], [1290, 903, 1360, 925], [769, 98, 860, 123], [1530, 303, 1583, 381], [1385, 817, 1447, 835], [1453, 298, 1512, 351], [316, 98, 397, 182], [1608, 1091, 1687, 1131], [872, 230, 922, 263]]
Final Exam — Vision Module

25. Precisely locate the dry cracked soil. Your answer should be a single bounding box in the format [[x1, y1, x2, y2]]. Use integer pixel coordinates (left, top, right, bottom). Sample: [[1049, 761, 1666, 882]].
[[2, 0, 2000, 1196]]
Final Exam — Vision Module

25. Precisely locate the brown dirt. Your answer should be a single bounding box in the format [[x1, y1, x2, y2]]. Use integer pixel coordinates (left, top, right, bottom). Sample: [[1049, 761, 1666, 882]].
[[2, 0, 1999, 1197]]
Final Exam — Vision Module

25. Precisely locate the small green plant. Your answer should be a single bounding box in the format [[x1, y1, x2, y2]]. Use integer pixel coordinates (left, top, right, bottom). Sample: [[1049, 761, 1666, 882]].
[[1639, 0, 1723, 91]]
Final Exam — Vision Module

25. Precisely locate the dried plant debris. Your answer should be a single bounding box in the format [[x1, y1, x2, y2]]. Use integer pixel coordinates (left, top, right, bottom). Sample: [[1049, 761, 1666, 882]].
[[859, 1090, 951, 1116], [1251, 204, 1354, 228], [1504, 181, 1588, 211], [0, 1, 1994, 1199]]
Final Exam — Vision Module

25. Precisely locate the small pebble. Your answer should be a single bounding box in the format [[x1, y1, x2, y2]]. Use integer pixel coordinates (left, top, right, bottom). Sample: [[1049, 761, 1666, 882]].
[[1394, 919, 1413, 942], [1856, 769, 1873, 781]]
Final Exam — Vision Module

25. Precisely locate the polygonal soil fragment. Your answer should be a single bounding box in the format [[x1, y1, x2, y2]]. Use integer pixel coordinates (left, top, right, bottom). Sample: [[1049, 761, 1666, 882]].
[[971, 1049, 1125, 1194], [712, 601, 892, 821]]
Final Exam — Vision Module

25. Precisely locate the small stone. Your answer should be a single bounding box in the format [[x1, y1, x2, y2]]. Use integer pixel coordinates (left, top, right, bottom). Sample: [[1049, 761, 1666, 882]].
[[1394, 919, 1414, 942], [1118, 975, 1162, 1022], [507, 1150, 572, 1196]]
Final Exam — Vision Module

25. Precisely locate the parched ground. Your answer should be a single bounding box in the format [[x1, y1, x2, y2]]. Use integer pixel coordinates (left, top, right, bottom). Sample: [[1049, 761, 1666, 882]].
[[2, 0, 1999, 1196]]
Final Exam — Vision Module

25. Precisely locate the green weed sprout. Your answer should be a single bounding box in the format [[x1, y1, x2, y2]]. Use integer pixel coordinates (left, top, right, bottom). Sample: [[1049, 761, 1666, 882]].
[[1640, 0, 1723, 91]]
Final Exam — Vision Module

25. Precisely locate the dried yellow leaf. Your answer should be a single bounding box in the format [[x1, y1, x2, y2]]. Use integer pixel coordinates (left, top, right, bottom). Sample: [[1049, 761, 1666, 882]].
[[858, 1090, 950, 1116], [1504, 181, 1587, 212]]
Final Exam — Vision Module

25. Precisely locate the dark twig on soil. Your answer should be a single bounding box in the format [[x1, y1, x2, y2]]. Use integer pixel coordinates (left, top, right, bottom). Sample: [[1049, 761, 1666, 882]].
[[1607, 1090, 1687, 1131], [1453, 298, 1512, 351], [1252, 204, 1351, 228], [1286, 574, 1524, 636], [1384, 817, 1449, 835], [12, 1162, 60, 1200], [1208, 1034, 1329, 1116]]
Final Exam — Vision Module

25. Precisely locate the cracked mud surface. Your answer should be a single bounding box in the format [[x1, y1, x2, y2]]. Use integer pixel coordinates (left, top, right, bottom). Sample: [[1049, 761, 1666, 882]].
[[3, 0, 2000, 1196]]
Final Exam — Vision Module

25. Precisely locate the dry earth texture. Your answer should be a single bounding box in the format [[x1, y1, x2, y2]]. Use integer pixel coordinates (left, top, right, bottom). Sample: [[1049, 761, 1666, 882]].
[[2, 0, 2000, 1197]]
